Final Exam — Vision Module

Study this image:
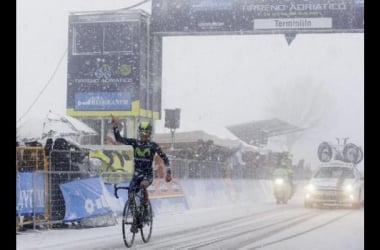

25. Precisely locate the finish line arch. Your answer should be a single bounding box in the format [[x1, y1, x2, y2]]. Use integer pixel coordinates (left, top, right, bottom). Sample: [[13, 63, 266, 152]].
[[66, 0, 363, 144], [149, 0, 363, 118]]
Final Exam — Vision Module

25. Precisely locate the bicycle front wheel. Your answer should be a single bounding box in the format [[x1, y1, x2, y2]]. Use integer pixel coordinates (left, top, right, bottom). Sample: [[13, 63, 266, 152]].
[[140, 199, 153, 243], [122, 200, 137, 248]]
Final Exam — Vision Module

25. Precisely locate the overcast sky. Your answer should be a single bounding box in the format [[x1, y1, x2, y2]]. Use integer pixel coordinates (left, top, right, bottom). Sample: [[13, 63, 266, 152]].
[[17, 0, 364, 169]]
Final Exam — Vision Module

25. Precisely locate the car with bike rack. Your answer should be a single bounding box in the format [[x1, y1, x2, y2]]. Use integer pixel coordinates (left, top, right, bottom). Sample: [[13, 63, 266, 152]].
[[304, 160, 364, 209]]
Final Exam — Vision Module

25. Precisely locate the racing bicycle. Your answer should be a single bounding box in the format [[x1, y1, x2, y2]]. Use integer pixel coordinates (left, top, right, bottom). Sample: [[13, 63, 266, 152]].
[[114, 184, 153, 248]]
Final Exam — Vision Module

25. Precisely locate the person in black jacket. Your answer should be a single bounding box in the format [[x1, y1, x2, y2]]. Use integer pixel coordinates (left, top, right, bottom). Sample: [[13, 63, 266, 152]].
[[111, 115, 172, 208]]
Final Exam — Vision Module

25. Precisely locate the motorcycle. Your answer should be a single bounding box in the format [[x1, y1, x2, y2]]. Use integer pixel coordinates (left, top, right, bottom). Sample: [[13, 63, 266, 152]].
[[273, 178, 293, 204]]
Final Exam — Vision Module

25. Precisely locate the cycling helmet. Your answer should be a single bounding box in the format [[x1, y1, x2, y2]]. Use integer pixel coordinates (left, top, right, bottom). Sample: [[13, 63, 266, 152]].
[[138, 121, 152, 131], [138, 121, 152, 140]]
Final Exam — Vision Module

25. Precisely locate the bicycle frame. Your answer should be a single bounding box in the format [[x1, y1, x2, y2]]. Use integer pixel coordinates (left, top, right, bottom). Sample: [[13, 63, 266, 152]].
[[114, 184, 153, 248]]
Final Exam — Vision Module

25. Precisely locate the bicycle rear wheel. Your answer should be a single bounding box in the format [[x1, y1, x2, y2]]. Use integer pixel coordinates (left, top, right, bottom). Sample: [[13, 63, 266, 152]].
[[122, 200, 137, 247], [140, 199, 153, 243]]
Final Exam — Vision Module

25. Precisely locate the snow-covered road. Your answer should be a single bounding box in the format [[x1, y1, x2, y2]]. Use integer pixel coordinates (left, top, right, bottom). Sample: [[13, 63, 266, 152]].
[[17, 198, 364, 250]]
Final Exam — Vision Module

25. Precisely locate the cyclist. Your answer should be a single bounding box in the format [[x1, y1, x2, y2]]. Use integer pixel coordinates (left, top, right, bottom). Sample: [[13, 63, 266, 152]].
[[111, 115, 172, 220]]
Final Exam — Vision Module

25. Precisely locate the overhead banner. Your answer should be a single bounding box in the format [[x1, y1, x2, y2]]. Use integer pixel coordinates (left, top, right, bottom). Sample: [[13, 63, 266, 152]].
[[152, 0, 364, 33], [60, 177, 113, 221]]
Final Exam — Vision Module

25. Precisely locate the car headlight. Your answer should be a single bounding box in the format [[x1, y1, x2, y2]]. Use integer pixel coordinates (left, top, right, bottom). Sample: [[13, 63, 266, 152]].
[[344, 184, 354, 192], [306, 184, 315, 192], [275, 178, 284, 185]]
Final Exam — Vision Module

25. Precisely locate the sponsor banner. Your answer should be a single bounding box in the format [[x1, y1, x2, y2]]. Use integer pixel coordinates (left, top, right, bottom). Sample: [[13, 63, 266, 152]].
[[89, 148, 134, 183], [254, 18, 332, 30], [152, 0, 363, 33], [75, 92, 131, 111], [66, 16, 147, 114], [16, 172, 45, 216], [69, 56, 139, 84], [148, 178, 185, 199], [60, 177, 114, 221], [67, 54, 140, 112]]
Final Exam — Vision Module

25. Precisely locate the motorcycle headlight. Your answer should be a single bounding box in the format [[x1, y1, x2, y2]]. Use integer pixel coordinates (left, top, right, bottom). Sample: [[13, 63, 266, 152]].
[[275, 178, 284, 185], [306, 184, 315, 192]]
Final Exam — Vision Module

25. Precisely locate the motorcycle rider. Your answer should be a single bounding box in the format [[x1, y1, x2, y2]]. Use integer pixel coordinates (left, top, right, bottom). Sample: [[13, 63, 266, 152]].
[[273, 153, 294, 197], [273, 164, 289, 181]]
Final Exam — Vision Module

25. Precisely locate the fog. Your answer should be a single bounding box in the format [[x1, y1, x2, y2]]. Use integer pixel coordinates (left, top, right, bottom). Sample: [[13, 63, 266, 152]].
[[17, 0, 364, 171], [16, 1, 364, 249]]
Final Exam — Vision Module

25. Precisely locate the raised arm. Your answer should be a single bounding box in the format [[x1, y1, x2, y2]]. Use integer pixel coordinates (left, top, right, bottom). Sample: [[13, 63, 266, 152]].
[[110, 115, 136, 146]]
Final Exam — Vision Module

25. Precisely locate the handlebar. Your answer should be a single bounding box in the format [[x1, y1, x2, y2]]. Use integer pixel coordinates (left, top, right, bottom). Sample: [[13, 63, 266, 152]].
[[114, 184, 129, 199]]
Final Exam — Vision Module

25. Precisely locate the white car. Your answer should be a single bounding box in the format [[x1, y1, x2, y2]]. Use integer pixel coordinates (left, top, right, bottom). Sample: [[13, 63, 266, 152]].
[[304, 160, 364, 209]]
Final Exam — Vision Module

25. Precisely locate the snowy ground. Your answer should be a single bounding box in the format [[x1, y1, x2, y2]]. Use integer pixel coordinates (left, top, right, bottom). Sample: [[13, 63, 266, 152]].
[[17, 197, 363, 250]]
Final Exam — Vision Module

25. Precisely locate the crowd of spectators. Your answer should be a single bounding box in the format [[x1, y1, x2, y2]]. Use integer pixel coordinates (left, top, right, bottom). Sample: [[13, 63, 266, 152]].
[[167, 139, 237, 162], [163, 139, 312, 180], [17, 138, 312, 181]]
